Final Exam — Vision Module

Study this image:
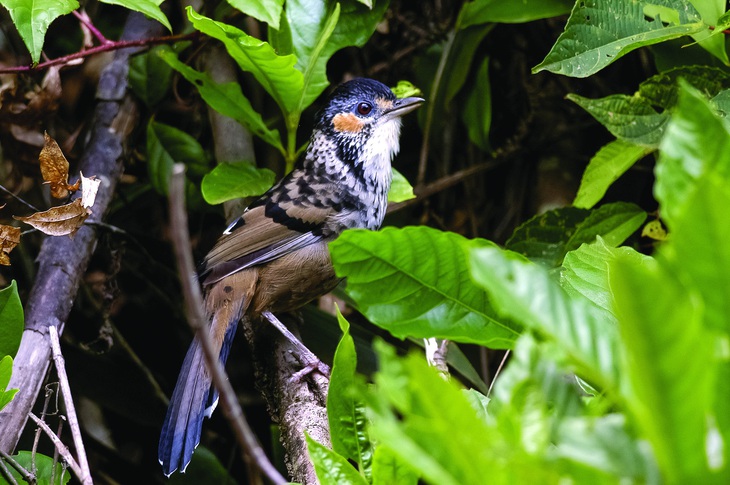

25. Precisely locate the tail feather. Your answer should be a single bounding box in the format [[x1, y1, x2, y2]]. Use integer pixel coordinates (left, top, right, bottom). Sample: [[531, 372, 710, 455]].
[[158, 313, 240, 476]]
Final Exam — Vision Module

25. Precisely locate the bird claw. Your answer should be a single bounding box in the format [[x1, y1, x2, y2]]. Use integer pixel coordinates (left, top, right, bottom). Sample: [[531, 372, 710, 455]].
[[289, 359, 331, 383]]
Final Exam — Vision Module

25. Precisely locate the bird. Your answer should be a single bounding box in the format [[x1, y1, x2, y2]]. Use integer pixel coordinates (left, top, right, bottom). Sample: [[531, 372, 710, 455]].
[[158, 78, 424, 476]]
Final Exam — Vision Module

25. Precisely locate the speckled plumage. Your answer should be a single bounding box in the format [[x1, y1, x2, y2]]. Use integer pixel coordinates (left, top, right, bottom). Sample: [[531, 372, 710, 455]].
[[159, 78, 423, 476]]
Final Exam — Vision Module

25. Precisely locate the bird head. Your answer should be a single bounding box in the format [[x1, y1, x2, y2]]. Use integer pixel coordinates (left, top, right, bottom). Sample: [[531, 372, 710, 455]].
[[314, 78, 424, 169]]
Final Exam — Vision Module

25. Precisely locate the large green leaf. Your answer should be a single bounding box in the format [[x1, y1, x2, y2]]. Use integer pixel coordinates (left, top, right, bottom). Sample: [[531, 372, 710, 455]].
[[227, 0, 284, 29], [187, 8, 303, 115], [158, 50, 284, 154], [459, 0, 573, 26], [573, 139, 652, 209], [0, 281, 23, 358], [200, 162, 275, 205], [610, 254, 723, 483], [330, 227, 521, 348], [327, 309, 373, 479], [307, 434, 369, 485], [533, 0, 705, 78], [0, 0, 78, 64], [470, 246, 621, 392], [285, 0, 389, 110], [100, 0, 171, 31], [655, 81, 730, 230], [560, 238, 651, 318]]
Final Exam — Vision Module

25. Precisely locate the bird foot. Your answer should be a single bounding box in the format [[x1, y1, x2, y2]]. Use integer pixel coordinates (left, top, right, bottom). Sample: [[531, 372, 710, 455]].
[[262, 311, 331, 382]]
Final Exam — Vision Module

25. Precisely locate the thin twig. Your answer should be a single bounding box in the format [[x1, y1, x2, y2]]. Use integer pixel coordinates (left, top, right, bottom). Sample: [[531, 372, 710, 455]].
[[72, 10, 110, 45], [0, 455, 18, 485], [0, 185, 40, 212], [27, 413, 82, 480], [0, 32, 198, 73], [31, 384, 56, 480], [168, 164, 287, 485], [487, 350, 511, 397], [0, 451, 33, 484], [388, 159, 502, 214], [48, 326, 91, 485]]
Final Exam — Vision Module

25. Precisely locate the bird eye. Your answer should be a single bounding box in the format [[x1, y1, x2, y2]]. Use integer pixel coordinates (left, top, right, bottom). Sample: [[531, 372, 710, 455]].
[[356, 102, 372, 116]]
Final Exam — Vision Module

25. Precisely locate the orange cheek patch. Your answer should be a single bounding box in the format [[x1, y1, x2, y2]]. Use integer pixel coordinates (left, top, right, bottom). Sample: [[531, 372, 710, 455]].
[[332, 113, 365, 133], [375, 98, 394, 111]]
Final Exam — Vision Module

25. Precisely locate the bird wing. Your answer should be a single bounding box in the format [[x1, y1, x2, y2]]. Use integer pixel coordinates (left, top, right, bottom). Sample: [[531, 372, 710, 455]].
[[201, 197, 335, 285]]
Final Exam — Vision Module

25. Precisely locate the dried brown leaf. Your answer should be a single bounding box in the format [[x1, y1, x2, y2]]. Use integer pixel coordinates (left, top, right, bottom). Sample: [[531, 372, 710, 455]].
[[0, 224, 20, 266], [39, 132, 78, 199], [14, 199, 90, 237]]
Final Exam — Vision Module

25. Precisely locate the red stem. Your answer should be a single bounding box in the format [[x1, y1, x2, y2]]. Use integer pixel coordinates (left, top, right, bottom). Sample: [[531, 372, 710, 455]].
[[0, 32, 199, 73], [72, 10, 110, 45]]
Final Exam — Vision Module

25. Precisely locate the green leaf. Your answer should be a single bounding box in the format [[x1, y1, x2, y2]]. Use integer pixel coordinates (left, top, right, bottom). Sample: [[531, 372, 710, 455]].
[[371, 445, 419, 485], [553, 414, 658, 480], [662, 175, 730, 332], [100, 0, 171, 31], [506, 207, 589, 267], [201, 162, 275, 205], [0, 0, 78, 64], [226, 0, 284, 29], [0, 356, 18, 411], [637, 66, 730, 110], [327, 309, 373, 479], [489, 334, 585, 440], [655, 80, 730, 230], [391, 80, 422, 99], [286, 0, 389, 110], [158, 50, 284, 154], [469, 246, 620, 392], [129, 45, 174, 108], [610, 253, 722, 482], [573, 139, 652, 209], [461, 57, 492, 151], [533, 0, 705, 78], [0, 451, 70, 484], [388, 169, 415, 203], [506, 202, 644, 267], [146, 120, 208, 194], [564, 202, 646, 252], [560, 238, 651, 317], [187, 8, 303, 114], [307, 434, 369, 485], [459, 0, 573, 26], [685, 0, 728, 64], [568, 94, 669, 147], [330, 227, 521, 348], [0, 281, 23, 358], [366, 342, 562, 484]]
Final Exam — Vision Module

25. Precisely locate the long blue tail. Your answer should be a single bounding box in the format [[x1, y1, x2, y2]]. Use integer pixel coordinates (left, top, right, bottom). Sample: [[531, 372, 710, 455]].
[[158, 322, 237, 475]]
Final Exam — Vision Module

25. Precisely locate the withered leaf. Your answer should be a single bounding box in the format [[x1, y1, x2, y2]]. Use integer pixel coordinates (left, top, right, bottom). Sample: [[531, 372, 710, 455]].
[[80, 171, 101, 209], [14, 199, 90, 237], [0, 224, 20, 265], [39, 132, 78, 199]]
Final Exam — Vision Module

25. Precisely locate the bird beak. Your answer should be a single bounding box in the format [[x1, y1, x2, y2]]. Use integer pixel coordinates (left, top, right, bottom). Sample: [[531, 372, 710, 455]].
[[384, 97, 425, 120]]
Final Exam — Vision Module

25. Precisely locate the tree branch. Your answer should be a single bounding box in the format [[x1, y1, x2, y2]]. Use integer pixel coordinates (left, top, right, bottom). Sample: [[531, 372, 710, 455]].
[[0, 12, 164, 454], [48, 326, 91, 485]]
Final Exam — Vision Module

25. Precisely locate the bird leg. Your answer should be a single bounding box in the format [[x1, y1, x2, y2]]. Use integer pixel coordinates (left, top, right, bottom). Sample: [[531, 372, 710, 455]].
[[261, 311, 331, 380]]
